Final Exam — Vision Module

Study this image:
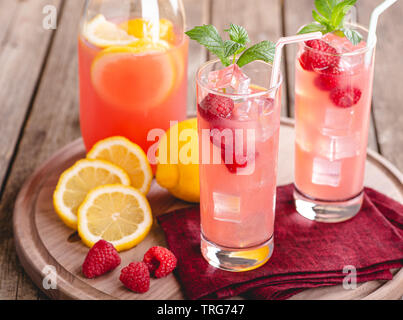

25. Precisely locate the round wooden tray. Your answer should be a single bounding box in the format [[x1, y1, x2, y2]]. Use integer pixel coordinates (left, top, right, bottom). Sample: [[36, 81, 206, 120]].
[[13, 118, 403, 300]]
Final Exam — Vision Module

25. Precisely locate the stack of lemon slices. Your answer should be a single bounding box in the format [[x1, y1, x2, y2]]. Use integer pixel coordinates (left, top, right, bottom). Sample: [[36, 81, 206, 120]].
[[53, 137, 153, 252]]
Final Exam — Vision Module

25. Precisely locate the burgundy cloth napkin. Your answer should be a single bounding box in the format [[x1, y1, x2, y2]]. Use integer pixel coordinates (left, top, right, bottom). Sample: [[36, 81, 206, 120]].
[[157, 185, 403, 300]]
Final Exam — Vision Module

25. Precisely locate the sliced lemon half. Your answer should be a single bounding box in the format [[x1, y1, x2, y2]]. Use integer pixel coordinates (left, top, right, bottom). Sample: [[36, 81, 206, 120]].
[[77, 184, 153, 251], [83, 14, 137, 48], [53, 159, 130, 229], [87, 136, 153, 194]]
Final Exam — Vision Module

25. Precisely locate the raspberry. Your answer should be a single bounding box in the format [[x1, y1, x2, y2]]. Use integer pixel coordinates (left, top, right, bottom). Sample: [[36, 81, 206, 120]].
[[82, 240, 121, 279], [222, 148, 257, 174], [314, 66, 342, 91], [209, 127, 258, 174], [299, 51, 313, 71], [198, 93, 234, 120], [143, 246, 177, 278], [120, 262, 150, 293], [330, 87, 362, 108], [303, 40, 340, 71]]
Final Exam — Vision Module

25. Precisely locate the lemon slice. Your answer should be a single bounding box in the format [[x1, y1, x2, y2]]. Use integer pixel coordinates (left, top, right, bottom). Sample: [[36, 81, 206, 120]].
[[83, 14, 137, 48], [53, 159, 130, 229], [96, 38, 170, 57], [77, 184, 153, 251], [87, 136, 153, 194], [119, 18, 175, 43], [129, 38, 170, 52], [91, 42, 176, 110]]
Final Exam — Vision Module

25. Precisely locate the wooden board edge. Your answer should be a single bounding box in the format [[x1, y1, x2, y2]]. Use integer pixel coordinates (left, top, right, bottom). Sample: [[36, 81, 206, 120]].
[[13, 139, 115, 300]]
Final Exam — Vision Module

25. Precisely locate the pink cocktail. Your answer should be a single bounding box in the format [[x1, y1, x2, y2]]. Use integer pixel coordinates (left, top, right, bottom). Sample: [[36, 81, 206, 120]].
[[294, 26, 376, 222], [197, 60, 282, 271]]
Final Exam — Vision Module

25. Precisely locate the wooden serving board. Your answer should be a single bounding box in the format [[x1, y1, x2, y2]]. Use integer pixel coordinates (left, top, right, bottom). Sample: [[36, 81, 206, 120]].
[[13, 118, 403, 300]]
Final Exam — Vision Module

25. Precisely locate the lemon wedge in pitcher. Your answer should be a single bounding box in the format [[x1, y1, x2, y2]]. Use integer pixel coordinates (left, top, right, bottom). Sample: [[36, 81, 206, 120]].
[[83, 14, 137, 48]]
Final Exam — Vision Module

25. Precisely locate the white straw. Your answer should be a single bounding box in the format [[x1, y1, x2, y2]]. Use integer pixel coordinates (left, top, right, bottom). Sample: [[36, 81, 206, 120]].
[[367, 0, 397, 48], [365, 0, 397, 65], [270, 32, 322, 89]]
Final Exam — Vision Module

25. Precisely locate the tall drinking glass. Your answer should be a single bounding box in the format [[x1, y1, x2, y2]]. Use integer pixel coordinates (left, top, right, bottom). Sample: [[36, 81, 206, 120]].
[[196, 60, 282, 271], [293, 24, 376, 222], [78, 0, 188, 155]]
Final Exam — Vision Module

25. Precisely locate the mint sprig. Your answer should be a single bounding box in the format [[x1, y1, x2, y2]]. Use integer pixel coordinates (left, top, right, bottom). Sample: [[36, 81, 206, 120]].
[[224, 24, 250, 46], [185, 24, 275, 67], [237, 41, 276, 68], [184, 25, 230, 66], [298, 0, 363, 45]]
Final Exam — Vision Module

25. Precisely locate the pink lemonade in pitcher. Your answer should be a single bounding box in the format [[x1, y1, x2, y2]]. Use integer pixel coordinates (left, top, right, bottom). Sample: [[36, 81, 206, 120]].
[[294, 30, 376, 219], [78, 14, 188, 155]]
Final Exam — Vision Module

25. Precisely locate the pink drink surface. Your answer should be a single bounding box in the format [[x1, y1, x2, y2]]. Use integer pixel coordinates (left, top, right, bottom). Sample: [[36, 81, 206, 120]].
[[198, 87, 281, 248], [294, 33, 375, 200]]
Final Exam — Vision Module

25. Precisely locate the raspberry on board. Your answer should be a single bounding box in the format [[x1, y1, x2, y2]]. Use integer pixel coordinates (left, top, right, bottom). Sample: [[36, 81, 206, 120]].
[[120, 262, 150, 293], [82, 240, 121, 279], [143, 246, 177, 278]]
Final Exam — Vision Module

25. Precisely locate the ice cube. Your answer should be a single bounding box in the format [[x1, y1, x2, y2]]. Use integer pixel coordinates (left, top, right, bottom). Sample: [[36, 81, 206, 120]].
[[311, 157, 341, 187], [212, 192, 241, 223], [322, 107, 354, 134], [333, 132, 361, 160], [232, 97, 274, 121], [232, 99, 254, 120], [318, 131, 361, 160], [208, 64, 251, 94]]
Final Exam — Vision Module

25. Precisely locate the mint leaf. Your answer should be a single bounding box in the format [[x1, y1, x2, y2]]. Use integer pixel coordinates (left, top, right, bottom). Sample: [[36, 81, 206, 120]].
[[312, 10, 331, 29], [186, 24, 274, 68], [331, 0, 356, 29], [185, 25, 230, 66], [301, 0, 361, 45], [298, 22, 327, 35], [237, 41, 275, 68], [223, 40, 244, 58], [315, 0, 338, 19], [224, 24, 250, 45], [343, 28, 363, 45]]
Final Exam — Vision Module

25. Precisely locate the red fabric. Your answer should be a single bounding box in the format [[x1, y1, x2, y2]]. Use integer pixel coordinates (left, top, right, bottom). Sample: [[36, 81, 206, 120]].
[[157, 185, 403, 300]]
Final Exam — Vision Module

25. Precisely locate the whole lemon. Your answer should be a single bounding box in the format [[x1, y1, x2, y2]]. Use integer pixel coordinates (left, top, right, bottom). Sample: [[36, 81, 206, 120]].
[[156, 118, 199, 203]]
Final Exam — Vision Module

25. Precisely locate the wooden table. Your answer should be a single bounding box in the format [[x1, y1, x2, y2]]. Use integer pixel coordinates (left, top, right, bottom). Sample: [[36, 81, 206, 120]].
[[0, 0, 402, 300]]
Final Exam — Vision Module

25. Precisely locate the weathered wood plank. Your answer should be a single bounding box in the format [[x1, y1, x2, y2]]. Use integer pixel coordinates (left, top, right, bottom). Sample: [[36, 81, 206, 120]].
[[211, 0, 288, 116], [183, 0, 210, 115], [0, 0, 83, 300], [0, 0, 61, 196], [356, 0, 403, 171], [282, 0, 379, 151]]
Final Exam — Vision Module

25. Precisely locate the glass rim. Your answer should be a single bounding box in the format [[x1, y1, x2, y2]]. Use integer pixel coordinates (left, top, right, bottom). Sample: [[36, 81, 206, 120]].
[[300, 23, 377, 57], [196, 59, 283, 99]]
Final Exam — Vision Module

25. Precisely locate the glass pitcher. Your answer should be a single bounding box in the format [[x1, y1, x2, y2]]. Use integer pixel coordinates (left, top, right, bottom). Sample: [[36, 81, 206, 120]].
[[78, 0, 188, 158]]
